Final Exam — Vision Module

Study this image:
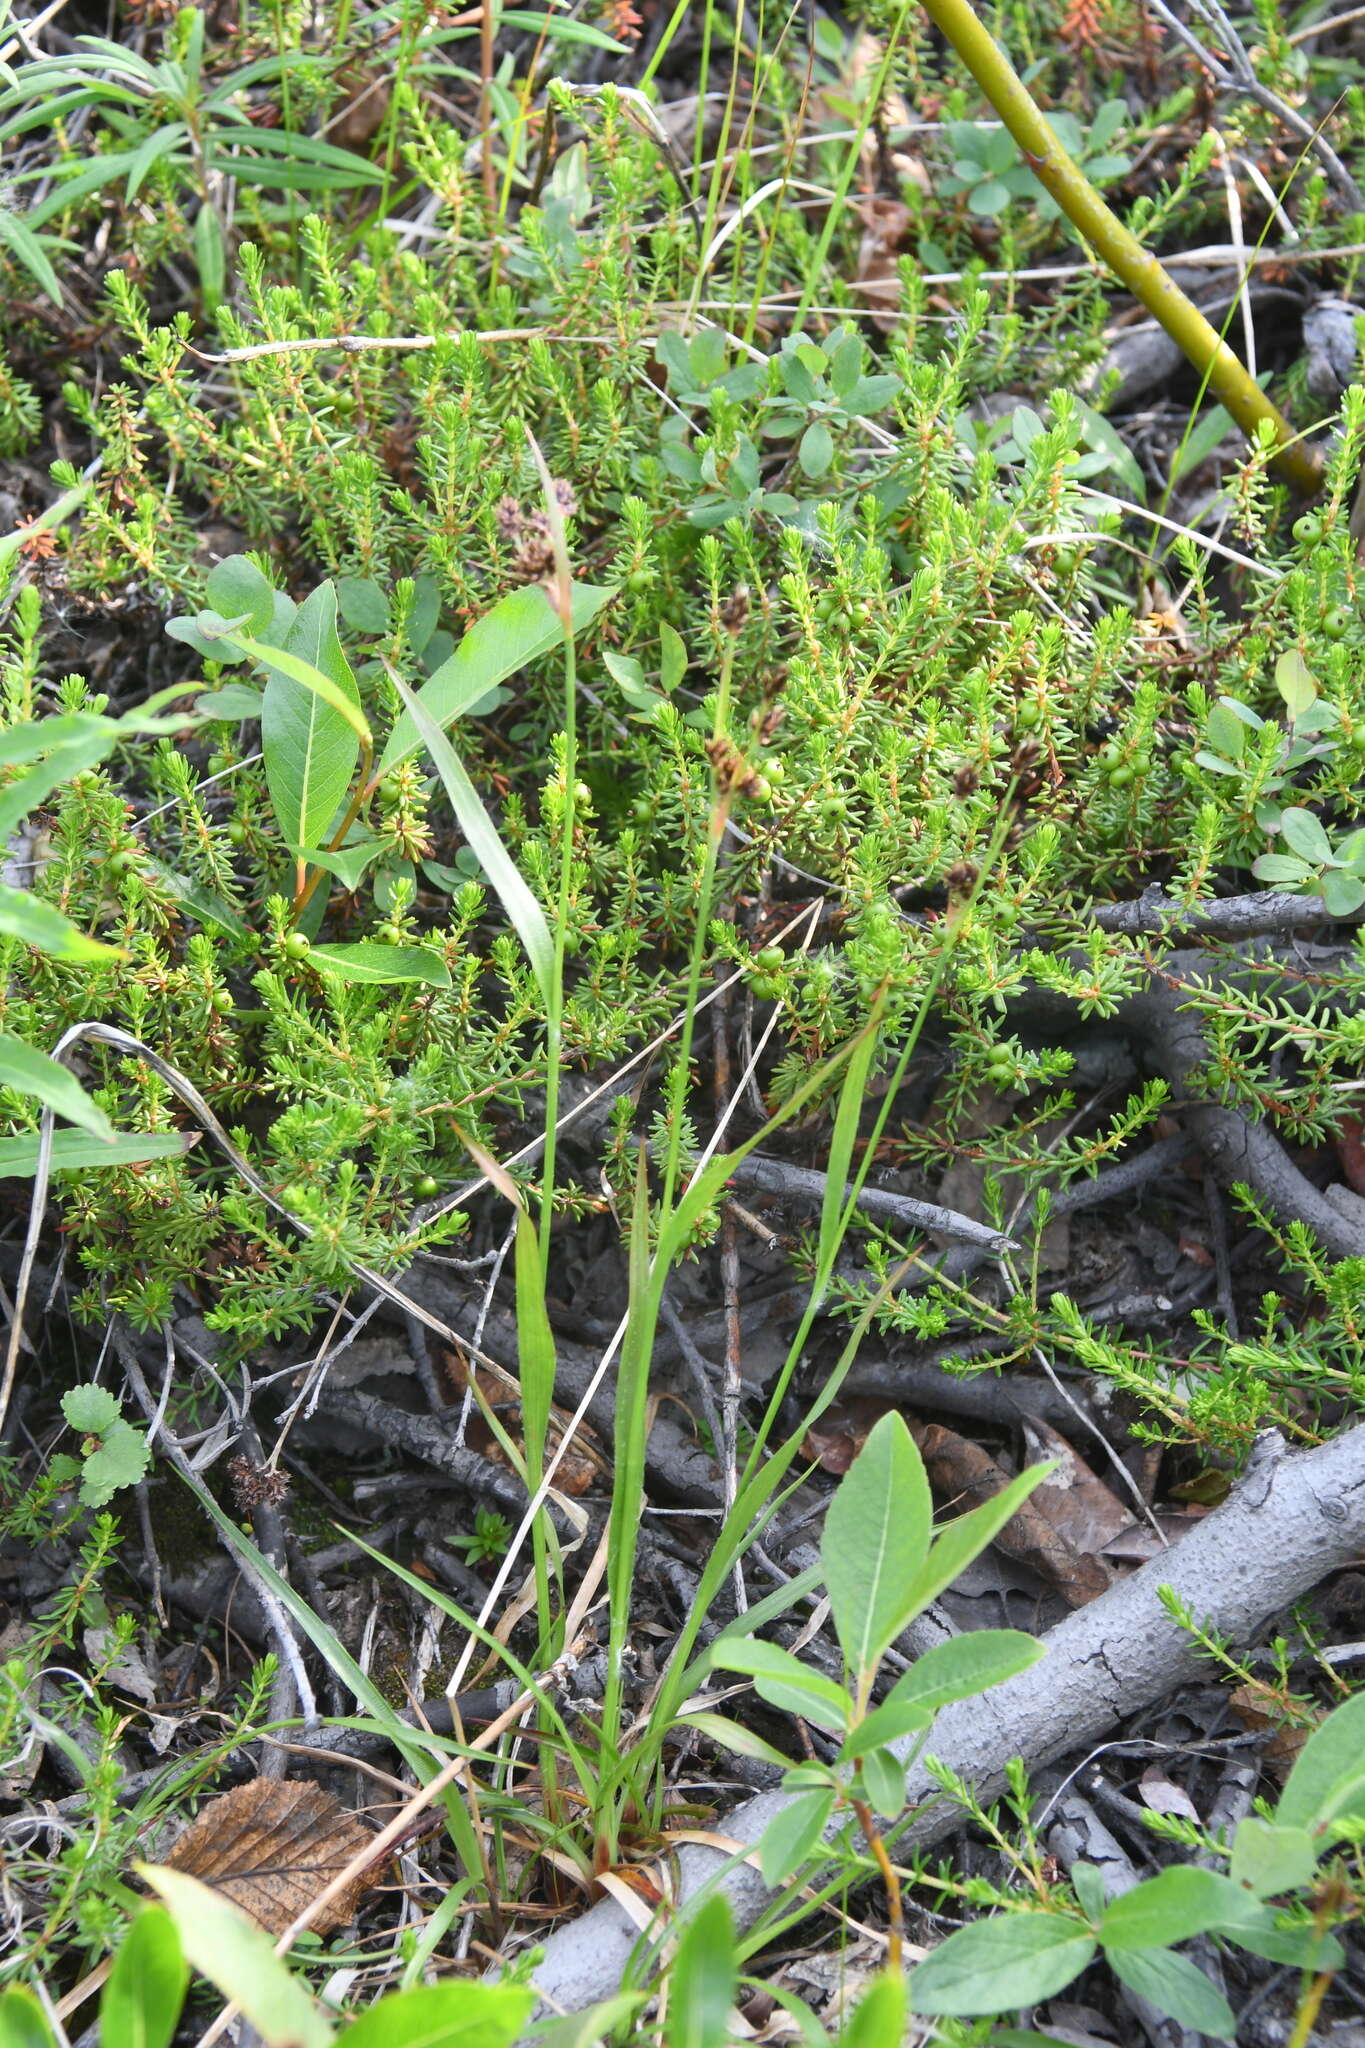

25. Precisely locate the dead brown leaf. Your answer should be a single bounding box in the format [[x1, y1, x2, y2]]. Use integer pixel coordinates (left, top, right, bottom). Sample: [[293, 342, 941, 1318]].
[[1019, 1415, 1135, 1558], [163, 1780, 377, 1935], [911, 1420, 1111, 1607]]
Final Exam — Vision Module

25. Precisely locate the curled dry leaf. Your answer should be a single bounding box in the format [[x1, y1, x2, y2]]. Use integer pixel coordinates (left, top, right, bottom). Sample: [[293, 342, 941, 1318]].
[[1138, 1763, 1201, 1821], [163, 1779, 377, 1935], [910, 1418, 1112, 1607], [1018, 1415, 1136, 1558]]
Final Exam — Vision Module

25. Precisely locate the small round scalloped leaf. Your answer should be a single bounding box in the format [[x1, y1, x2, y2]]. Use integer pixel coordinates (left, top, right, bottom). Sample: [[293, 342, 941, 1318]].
[[62, 1383, 122, 1434]]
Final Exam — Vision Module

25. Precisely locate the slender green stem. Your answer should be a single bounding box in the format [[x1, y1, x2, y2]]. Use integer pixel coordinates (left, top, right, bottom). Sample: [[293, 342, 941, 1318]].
[[919, 0, 1322, 496]]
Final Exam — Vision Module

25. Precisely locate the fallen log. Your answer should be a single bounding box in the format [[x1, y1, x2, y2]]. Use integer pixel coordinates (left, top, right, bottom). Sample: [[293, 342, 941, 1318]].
[[525, 1423, 1365, 2017]]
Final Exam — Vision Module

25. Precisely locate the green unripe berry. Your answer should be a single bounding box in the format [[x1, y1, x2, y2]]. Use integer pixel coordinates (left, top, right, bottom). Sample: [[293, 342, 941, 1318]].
[[278, 1184, 306, 1209], [1098, 741, 1122, 770], [109, 849, 138, 875], [376, 777, 403, 808], [747, 776, 772, 804], [573, 781, 592, 807], [1293, 513, 1324, 546], [376, 924, 402, 945], [749, 973, 783, 1000], [226, 820, 248, 847], [283, 931, 311, 960], [1324, 605, 1352, 640], [756, 946, 785, 971], [206, 753, 230, 777], [1108, 762, 1135, 787], [1015, 703, 1042, 731], [626, 567, 654, 593], [414, 1175, 440, 1199], [765, 760, 786, 784], [1133, 751, 1153, 775], [211, 989, 234, 1014]]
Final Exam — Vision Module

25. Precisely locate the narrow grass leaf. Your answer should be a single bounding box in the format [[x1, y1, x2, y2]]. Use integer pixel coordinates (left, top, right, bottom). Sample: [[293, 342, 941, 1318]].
[[380, 581, 614, 772], [385, 668, 554, 1004], [0, 1129, 191, 1177], [308, 943, 451, 987], [0, 882, 121, 960]]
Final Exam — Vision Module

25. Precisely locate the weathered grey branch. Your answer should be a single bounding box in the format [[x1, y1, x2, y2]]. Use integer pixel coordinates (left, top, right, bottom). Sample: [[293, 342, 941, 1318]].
[[720, 1153, 1018, 1251]]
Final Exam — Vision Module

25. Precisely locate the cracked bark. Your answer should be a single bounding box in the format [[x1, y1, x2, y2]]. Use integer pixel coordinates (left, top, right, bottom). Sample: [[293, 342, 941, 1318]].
[[521, 1422, 1365, 2020]]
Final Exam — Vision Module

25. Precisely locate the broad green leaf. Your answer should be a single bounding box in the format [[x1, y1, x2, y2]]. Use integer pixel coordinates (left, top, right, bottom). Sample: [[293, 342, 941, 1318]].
[[710, 1638, 850, 1730], [308, 942, 452, 988], [0, 1988, 54, 2048], [206, 556, 276, 634], [909, 1915, 1096, 2016], [821, 1411, 931, 1681], [61, 1383, 121, 1432], [0, 1030, 115, 1140], [334, 576, 388, 635], [1167, 401, 1238, 489], [1218, 1908, 1344, 1971], [839, 1698, 932, 1760], [1252, 853, 1315, 885], [1099, 1865, 1249, 1951], [340, 1983, 533, 2048], [1106, 1949, 1234, 2041], [1274, 647, 1318, 719], [658, 621, 687, 694], [0, 880, 121, 960], [384, 670, 554, 1004], [1204, 702, 1247, 759], [1276, 1689, 1365, 1833], [857, 1741, 906, 1820], [799, 422, 834, 479], [253, 585, 366, 848], [842, 1631, 1041, 1760], [881, 1629, 1044, 1715], [1229, 1817, 1319, 1898], [894, 1461, 1054, 1622], [380, 580, 615, 772], [836, 1973, 904, 2048], [758, 1787, 835, 1888], [137, 1867, 334, 2048], [0, 1128, 191, 1177], [80, 1418, 151, 1504], [194, 684, 266, 720], [1321, 870, 1365, 914], [1279, 806, 1332, 866], [293, 841, 388, 889], [665, 1893, 735, 2048]]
